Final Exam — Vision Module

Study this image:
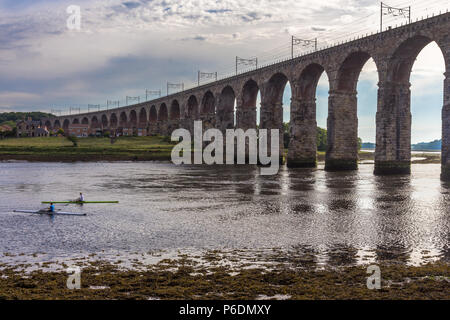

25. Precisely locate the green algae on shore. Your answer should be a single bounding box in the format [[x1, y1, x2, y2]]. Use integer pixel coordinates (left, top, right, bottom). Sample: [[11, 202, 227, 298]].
[[0, 256, 448, 300]]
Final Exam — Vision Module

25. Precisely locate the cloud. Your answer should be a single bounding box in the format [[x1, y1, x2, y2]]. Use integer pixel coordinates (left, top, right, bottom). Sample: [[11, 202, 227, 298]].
[[122, 1, 141, 9], [311, 26, 327, 32], [0, 0, 447, 137]]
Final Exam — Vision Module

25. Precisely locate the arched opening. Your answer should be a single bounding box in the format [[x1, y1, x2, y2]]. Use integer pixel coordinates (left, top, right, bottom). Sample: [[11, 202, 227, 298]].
[[149, 106, 157, 122], [54, 120, 61, 129], [110, 113, 118, 128], [287, 63, 328, 168], [201, 91, 215, 115], [72, 118, 79, 125], [158, 103, 168, 121], [44, 120, 52, 129], [119, 111, 127, 127], [138, 108, 147, 126], [410, 42, 445, 147], [326, 51, 378, 170], [101, 115, 108, 128], [375, 35, 446, 176], [129, 110, 137, 127], [63, 119, 70, 131], [170, 100, 180, 120], [81, 117, 89, 125], [91, 116, 100, 128], [356, 57, 378, 152], [262, 73, 290, 158], [238, 79, 259, 130], [187, 95, 199, 120], [217, 86, 236, 131], [200, 91, 215, 129]]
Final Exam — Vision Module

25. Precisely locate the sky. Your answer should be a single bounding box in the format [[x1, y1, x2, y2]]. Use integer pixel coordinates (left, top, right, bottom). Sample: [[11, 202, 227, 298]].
[[0, 0, 448, 143]]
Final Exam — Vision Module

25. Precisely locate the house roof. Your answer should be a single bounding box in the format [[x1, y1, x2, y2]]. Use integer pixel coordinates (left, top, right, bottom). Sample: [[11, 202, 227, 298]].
[[0, 125, 12, 132]]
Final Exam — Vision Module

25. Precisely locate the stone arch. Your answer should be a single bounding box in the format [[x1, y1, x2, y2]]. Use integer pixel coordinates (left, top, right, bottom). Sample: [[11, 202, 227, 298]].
[[296, 63, 326, 99], [264, 73, 290, 105], [158, 103, 168, 121], [63, 119, 70, 130], [54, 120, 61, 129], [44, 120, 52, 129], [201, 91, 215, 115], [91, 116, 100, 128], [337, 51, 374, 92], [81, 117, 89, 125], [187, 95, 199, 119], [170, 100, 180, 120], [149, 105, 157, 122], [138, 108, 147, 126], [217, 86, 236, 131], [119, 111, 127, 127], [375, 35, 448, 177], [72, 118, 79, 125], [110, 113, 118, 128], [388, 35, 434, 83], [237, 79, 259, 130], [260, 72, 290, 159], [287, 63, 328, 168], [129, 110, 137, 127], [101, 114, 108, 128], [324, 52, 379, 171]]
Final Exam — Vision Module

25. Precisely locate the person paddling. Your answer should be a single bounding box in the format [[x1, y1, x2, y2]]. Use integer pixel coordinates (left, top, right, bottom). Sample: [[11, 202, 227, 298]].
[[48, 202, 55, 213], [78, 193, 84, 202]]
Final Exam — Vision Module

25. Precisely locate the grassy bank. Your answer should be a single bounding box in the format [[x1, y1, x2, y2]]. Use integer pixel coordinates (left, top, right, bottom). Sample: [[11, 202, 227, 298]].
[[0, 255, 448, 300], [0, 136, 175, 161], [0, 137, 441, 164]]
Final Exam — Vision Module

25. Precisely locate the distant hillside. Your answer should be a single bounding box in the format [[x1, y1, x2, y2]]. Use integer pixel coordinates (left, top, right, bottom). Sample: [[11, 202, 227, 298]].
[[412, 139, 441, 150], [361, 140, 442, 151], [361, 142, 375, 149], [0, 112, 54, 126]]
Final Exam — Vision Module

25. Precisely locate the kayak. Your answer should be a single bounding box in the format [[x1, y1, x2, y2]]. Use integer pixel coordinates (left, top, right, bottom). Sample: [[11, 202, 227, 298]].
[[41, 201, 119, 204], [13, 210, 86, 216]]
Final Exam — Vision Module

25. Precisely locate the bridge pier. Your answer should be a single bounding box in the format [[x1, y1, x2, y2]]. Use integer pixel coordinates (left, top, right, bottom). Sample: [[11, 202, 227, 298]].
[[442, 73, 450, 180], [236, 103, 256, 131], [325, 91, 358, 171], [374, 82, 412, 175], [287, 96, 317, 168], [260, 101, 284, 162]]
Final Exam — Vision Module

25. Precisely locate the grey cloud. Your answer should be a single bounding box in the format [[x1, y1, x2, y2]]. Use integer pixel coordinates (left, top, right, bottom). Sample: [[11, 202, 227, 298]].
[[206, 9, 232, 14], [122, 1, 141, 9], [180, 35, 208, 41]]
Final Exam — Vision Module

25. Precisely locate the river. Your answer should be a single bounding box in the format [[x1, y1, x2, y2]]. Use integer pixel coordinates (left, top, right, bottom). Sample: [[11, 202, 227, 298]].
[[0, 161, 449, 267]]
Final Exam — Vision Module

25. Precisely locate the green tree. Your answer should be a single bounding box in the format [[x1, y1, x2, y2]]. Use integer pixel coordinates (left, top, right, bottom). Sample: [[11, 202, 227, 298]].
[[66, 135, 78, 147], [317, 127, 327, 151], [0, 112, 54, 123]]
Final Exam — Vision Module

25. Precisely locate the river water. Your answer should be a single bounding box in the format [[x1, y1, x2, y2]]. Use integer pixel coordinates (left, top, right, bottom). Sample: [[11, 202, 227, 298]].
[[0, 161, 449, 267]]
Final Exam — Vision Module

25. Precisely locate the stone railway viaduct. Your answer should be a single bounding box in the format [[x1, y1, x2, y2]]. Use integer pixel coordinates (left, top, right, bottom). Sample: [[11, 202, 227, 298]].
[[43, 12, 450, 180]]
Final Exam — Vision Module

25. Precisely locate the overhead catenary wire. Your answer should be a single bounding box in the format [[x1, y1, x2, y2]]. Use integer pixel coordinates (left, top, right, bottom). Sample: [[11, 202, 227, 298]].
[[40, 0, 449, 116]]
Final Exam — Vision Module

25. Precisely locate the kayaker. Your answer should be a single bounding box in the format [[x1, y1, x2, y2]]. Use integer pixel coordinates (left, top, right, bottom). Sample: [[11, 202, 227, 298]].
[[78, 193, 84, 202], [48, 202, 55, 213]]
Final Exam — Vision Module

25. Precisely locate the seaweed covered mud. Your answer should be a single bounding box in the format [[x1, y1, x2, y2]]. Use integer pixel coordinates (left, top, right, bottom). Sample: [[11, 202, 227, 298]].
[[0, 249, 448, 300]]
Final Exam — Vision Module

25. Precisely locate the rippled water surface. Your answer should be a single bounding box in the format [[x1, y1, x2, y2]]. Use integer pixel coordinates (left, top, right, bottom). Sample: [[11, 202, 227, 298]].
[[0, 162, 449, 266]]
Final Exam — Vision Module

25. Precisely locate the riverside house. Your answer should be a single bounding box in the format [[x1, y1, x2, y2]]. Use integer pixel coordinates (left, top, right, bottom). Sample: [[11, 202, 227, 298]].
[[16, 118, 49, 137]]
